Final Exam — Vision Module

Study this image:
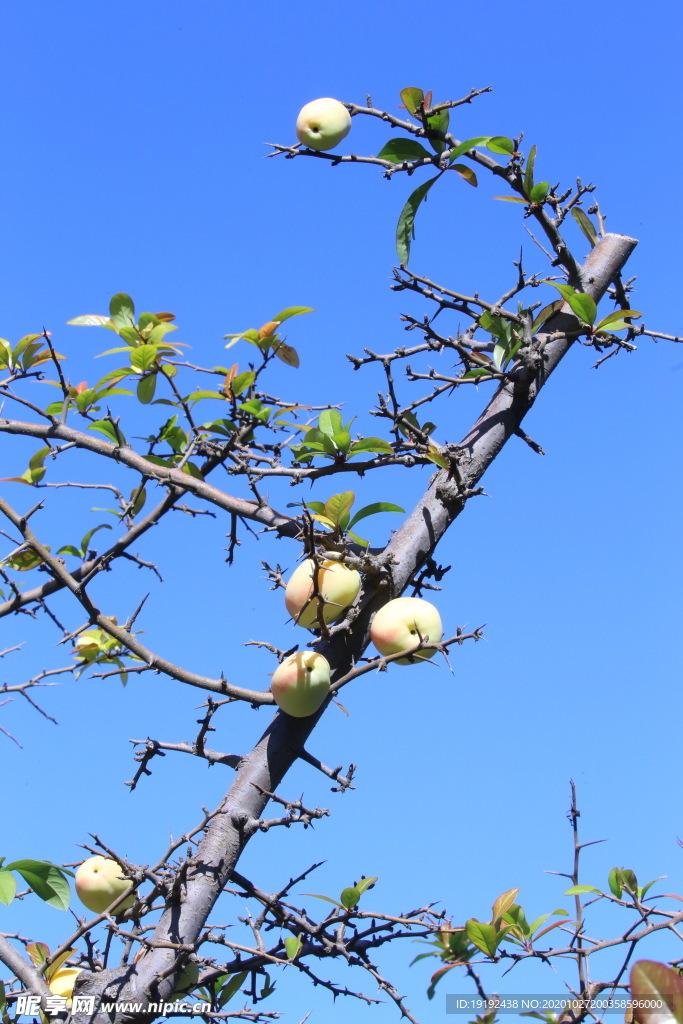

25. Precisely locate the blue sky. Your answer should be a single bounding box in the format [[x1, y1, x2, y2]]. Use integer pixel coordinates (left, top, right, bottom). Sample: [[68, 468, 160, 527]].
[[1, 1, 682, 1022]]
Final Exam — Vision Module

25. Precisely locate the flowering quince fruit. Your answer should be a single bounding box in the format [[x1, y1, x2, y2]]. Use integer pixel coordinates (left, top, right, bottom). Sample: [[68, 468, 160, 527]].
[[75, 855, 135, 914], [296, 98, 351, 151], [370, 597, 444, 665], [48, 967, 89, 1004], [285, 558, 361, 630], [270, 651, 331, 717]]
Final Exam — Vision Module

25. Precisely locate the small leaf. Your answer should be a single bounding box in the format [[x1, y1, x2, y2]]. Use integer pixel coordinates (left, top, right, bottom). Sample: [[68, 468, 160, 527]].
[[486, 136, 515, 155], [400, 87, 424, 116], [594, 309, 642, 331], [109, 293, 136, 330], [284, 936, 302, 960], [129, 344, 159, 372], [217, 971, 248, 1008], [493, 195, 528, 203], [0, 871, 17, 906], [548, 283, 597, 326], [355, 876, 378, 896], [137, 374, 157, 404], [571, 207, 598, 247], [273, 341, 300, 368], [396, 175, 439, 267], [491, 888, 520, 925], [531, 300, 564, 332], [89, 420, 125, 445], [347, 501, 404, 531], [564, 884, 603, 896], [228, 371, 256, 396], [529, 181, 549, 203], [269, 306, 314, 324], [465, 920, 504, 958], [463, 367, 494, 379], [324, 491, 355, 528], [26, 942, 50, 967], [448, 137, 490, 161], [425, 108, 450, 154], [524, 144, 537, 198], [348, 437, 394, 457], [376, 139, 434, 163], [8, 861, 71, 910], [318, 409, 344, 436], [67, 314, 114, 328], [341, 886, 361, 910], [451, 164, 478, 187]]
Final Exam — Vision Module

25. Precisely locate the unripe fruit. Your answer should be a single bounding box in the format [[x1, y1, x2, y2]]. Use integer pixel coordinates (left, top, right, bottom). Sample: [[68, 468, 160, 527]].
[[370, 597, 444, 665], [296, 98, 351, 151], [270, 651, 331, 717], [49, 967, 88, 1003], [75, 856, 135, 915], [285, 559, 361, 630]]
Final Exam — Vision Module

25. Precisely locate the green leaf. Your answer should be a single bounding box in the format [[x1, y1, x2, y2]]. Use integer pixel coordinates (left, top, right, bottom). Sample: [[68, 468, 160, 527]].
[[400, 87, 424, 116], [270, 306, 314, 324], [348, 437, 394, 457], [396, 175, 439, 267], [377, 139, 434, 163], [7, 860, 71, 910], [347, 501, 404, 531], [214, 971, 247, 1008], [56, 545, 83, 558], [594, 309, 642, 331], [67, 314, 114, 328], [465, 920, 504, 958], [0, 871, 17, 906], [529, 181, 549, 203], [451, 164, 478, 187], [571, 207, 598, 247], [109, 293, 136, 330], [228, 371, 255, 396], [524, 143, 537, 198], [491, 888, 520, 925], [426, 108, 450, 153], [549, 283, 597, 326], [284, 936, 302, 960], [493, 195, 528, 203], [324, 491, 355, 528], [630, 961, 683, 1024], [318, 409, 344, 436], [355, 876, 378, 896], [129, 344, 159, 372], [531, 300, 564, 332], [564, 884, 603, 896], [332, 430, 351, 455], [486, 136, 515, 155], [341, 886, 361, 910], [89, 420, 125, 445], [463, 367, 493, 379], [137, 374, 157, 404], [79, 523, 112, 554], [448, 137, 490, 161]]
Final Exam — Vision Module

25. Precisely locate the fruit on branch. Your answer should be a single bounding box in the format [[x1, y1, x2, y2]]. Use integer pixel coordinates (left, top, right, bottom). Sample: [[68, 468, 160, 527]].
[[296, 98, 351, 151], [75, 856, 135, 914], [285, 558, 361, 630], [270, 651, 331, 717], [49, 967, 88, 1004], [370, 597, 444, 665]]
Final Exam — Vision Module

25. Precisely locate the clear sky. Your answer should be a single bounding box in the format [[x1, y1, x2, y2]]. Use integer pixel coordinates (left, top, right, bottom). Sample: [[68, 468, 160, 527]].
[[1, 1, 682, 1022]]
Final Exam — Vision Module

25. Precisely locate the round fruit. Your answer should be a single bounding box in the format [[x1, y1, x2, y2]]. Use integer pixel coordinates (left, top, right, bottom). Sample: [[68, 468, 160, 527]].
[[270, 651, 331, 717], [370, 596, 444, 665], [75, 855, 135, 915], [296, 98, 351, 151], [285, 558, 361, 630], [49, 967, 88, 1003]]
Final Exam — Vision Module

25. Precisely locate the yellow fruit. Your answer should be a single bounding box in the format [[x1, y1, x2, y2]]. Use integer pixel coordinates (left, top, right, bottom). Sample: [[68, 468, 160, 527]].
[[370, 597, 443, 665], [285, 558, 361, 630], [75, 856, 135, 915], [271, 651, 331, 717], [296, 98, 351, 151], [48, 967, 88, 1004]]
